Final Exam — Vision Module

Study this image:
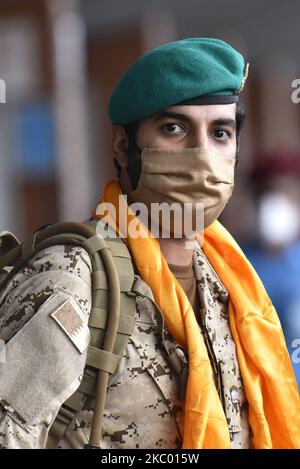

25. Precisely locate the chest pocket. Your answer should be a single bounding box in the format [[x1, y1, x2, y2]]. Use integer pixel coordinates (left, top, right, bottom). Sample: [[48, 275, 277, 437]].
[[133, 293, 186, 430]]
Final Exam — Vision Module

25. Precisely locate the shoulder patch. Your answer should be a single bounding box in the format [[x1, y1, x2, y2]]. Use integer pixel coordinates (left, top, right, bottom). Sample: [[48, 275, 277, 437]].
[[51, 297, 89, 353]]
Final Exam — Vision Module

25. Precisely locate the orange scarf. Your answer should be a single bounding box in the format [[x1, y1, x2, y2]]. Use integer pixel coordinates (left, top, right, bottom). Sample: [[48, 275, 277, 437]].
[[93, 179, 300, 449]]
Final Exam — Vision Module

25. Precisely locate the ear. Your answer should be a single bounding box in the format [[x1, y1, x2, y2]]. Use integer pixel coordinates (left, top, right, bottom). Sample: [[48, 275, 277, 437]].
[[111, 124, 134, 196], [112, 124, 129, 168]]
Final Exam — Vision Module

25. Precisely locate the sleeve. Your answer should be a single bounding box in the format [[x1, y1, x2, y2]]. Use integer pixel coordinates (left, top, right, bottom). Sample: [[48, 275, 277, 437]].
[[0, 244, 92, 448]]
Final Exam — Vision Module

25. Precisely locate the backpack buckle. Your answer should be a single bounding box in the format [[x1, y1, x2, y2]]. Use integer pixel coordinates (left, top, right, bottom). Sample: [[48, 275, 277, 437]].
[[0, 231, 20, 256]]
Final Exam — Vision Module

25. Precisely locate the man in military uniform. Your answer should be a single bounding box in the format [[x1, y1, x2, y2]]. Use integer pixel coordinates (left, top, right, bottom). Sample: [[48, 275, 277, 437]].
[[0, 38, 299, 449]]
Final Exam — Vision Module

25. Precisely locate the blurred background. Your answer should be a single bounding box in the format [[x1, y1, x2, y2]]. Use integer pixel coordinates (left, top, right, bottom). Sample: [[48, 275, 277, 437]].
[[0, 0, 300, 386]]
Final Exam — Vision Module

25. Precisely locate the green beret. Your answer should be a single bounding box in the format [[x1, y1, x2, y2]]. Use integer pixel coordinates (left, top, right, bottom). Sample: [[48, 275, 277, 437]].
[[108, 37, 248, 124]]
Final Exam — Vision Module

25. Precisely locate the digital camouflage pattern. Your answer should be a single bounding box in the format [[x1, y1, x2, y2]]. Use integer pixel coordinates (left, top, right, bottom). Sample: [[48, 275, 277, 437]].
[[60, 293, 185, 449], [0, 245, 92, 343], [0, 237, 251, 449], [193, 245, 251, 448], [0, 245, 92, 449]]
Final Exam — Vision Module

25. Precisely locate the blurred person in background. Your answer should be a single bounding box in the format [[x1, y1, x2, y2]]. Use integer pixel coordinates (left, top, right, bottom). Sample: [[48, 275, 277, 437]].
[[244, 151, 300, 388]]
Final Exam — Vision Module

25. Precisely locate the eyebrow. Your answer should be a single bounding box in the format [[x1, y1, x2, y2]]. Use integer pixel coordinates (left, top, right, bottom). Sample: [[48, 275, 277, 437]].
[[153, 111, 236, 129], [212, 118, 236, 129]]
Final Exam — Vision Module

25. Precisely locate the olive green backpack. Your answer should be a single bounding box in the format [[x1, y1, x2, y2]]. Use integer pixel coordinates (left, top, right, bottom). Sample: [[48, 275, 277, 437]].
[[0, 220, 183, 448]]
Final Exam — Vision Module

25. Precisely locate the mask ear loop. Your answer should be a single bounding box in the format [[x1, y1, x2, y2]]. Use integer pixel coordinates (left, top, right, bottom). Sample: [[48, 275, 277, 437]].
[[124, 139, 143, 191], [113, 142, 143, 196], [235, 153, 240, 168], [235, 128, 240, 168]]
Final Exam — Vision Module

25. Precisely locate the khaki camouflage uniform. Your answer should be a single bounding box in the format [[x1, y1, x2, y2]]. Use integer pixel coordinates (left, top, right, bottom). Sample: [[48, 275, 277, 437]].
[[0, 245, 92, 449], [193, 248, 251, 448], [0, 236, 251, 449]]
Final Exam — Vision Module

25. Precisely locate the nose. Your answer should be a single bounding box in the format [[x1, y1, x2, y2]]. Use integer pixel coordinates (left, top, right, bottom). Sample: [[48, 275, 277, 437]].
[[190, 127, 208, 149]]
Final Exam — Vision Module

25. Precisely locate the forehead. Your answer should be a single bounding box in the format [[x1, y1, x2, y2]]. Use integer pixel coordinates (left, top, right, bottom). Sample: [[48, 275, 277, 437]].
[[151, 103, 237, 121]]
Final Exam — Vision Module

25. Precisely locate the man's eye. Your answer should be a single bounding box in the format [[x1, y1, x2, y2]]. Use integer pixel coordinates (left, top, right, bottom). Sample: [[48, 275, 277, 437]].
[[162, 123, 186, 135], [213, 129, 232, 140]]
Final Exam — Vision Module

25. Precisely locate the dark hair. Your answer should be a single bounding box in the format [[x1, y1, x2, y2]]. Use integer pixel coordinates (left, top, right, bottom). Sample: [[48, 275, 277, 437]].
[[114, 99, 246, 179], [235, 99, 246, 138], [113, 119, 141, 181]]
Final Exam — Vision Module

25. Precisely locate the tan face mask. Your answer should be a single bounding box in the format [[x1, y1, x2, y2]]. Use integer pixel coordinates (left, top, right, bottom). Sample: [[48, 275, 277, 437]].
[[130, 147, 235, 236]]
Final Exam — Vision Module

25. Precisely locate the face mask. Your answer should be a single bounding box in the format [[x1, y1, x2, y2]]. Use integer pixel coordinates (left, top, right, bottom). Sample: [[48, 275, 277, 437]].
[[130, 147, 235, 236]]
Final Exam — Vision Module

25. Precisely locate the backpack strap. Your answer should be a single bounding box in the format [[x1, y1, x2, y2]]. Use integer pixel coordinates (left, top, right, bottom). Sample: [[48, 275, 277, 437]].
[[0, 220, 123, 449], [46, 225, 137, 448], [0, 220, 187, 448]]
